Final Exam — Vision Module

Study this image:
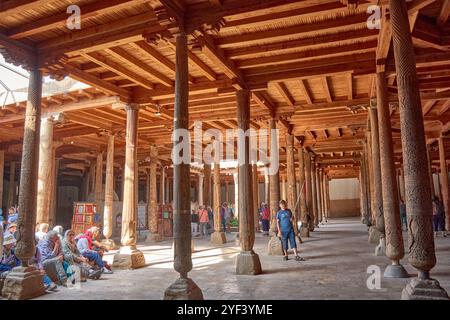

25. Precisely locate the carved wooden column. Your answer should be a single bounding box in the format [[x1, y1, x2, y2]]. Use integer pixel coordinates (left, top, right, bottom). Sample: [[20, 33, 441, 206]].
[[7, 161, 16, 208], [369, 104, 385, 255], [438, 136, 449, 231], [203, 163, 211, 208], [303, 151, 313, 235], [2, 66, 44, 300], [198, 173, 204, 206], [377, 72, 407, 277], [319, 169, 324, 223], [146, 145, 162, 243], [360, 154, 370, 225], [252, 163, 260, 233], [426, 144, 435, 198], [235, 89, 261, 275], [390, 0, 449, 300], [264, 166, 270, 205], [112, 104, 145, 270], [160, 165, 165, 205], [311, 155, 318, 229], [211, 160, 226, 245], [0, 150, 4, 210], [267, 120, 283, 255], [233, 170, 239, 218], [298, 147, 308, 233], [102, 134, 116, 250], [315, 166, 322, 225], [286, 134, 299, 236], [95, 151, 104, 203], [164, 32, 202, 300]]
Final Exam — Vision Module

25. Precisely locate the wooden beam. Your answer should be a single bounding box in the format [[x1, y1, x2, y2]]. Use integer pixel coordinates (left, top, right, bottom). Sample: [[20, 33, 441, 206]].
[[273, 82, 294, 107], [298, 79, 313, 104], [82, 52, 155, 90], [105, 47, 174, 87], [348, 73, 353, 100], [438, 0, 450, 27], [322, 77, 333, 103], [62, 64, 130, 100], [0, 0, 51, 18]]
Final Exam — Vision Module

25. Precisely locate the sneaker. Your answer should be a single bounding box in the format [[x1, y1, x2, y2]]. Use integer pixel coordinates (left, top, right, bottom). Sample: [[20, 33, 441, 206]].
[[283, 256, 288, 261], [88, 269, 102, 280], [295, 256, 305, 262], [102, 267, 113, 274]]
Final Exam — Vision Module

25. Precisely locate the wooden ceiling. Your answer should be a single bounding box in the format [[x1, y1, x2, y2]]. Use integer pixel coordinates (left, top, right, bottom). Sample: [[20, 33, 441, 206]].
[[1, 0, 450, 183]]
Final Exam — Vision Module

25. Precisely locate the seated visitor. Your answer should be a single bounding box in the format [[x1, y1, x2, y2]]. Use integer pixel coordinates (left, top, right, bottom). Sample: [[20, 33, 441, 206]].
[[29, 236, 57, 292], [35, 223, 49, 242], [7, 207, 18, 224], [53, 225, 64, 241], [76, 227, 113, 274], [0, 233, 20, 280], [62, 229, 102, 280], [37, 230, 70, 286], [7, 223, 17, 239]]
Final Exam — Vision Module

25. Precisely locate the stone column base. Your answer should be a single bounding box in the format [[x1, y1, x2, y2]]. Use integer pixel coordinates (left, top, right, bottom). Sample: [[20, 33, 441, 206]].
[[2, 266, 45, 300], [300, 226, 310, 237], [210, 232, 226, 245], [368, 226, 381, 245], [101, 239, 117, 251], [112, 246, 145, 269], [402, 278, 450, 300], [267, 236, 283, 255], [374, 237, 386, 256], [236, 251, 262, 275], [164, 277, 204, 300], [145, 232, 163, 243], [384, 264, 409, 278]]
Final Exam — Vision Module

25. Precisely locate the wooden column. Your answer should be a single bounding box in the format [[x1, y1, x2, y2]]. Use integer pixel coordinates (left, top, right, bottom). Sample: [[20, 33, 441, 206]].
[[164, 33, 202, 300], [377, 72, 407, 276], [36, 116, 54, 226], [112, 104, 145, 269], [302, 151, 312, 235], [224, 180, 229, 203], [286, 134, 299, 236], [211, 161, 226, 244], [319, 169, 325, 223], [0, 150, 4, 210], [315, 167, 322, 225], [252, 163, 259, 232], [426, 144, 435, 198], [267, 120, 283, 255], [311, 156, 318, 228], [203, 164, 211, 207], [146, 145, 161, 242], [281, 175, 286, 201], [7, 161, 16, 208], [390, 0, 448, 299], [438, 137, 449, 231], [370, 105, 384, 244], [198, 173, 203, 206], [160, 165, 165, 205], [2, 66, 45, 300], [298, 147, 307, 229], [234, 170, 239, 218], [325, 176, 330, 222], [235, 89, 261, 275], [166, 173, 170, 204], [264, 166, 269, 205], [49, 153, 60, 227], [88, 161, 95, 197], [360, 154, 370, 225], [95, 152, 104, 203], [102, 134, 116, 249]]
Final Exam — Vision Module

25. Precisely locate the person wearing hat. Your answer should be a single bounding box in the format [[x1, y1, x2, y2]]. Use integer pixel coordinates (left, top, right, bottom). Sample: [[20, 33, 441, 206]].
[[7, 222, 17, 239], [0, 233, 20, 280]]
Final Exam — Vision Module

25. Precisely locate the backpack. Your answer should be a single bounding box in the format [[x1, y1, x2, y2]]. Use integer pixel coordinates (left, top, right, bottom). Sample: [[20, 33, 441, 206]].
[[191, 213, 199, 223]]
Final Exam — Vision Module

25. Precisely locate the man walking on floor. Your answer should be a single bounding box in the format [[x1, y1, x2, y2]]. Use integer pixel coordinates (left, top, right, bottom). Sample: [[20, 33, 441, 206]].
[[277, 200, 305, 262]]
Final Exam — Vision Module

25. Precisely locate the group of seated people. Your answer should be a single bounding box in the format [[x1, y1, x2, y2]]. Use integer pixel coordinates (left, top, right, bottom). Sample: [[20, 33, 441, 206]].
[[1, 211, 113, 293]]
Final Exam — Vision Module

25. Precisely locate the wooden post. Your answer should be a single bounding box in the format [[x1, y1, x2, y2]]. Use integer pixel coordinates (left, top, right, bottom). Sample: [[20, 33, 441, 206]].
[[286, 134, 299, 236], [311, 156, 318, 228], [203, 164, 211, 207], [101, 134, 116, 250], [298, 147, 308, 232], [198, 173, 203, 206], [252, 163, 260, 233], [438, 137, 450, 231], [7, 161, 16, 208], [49, 152, 60, 227], [146, 145, 162, 243], [211, 160, 226, 245], [267, 120, 283, 255], [235, 89, 261, 275], [264, 166, 270, 205], [164, 32, 203, 300], [160, 165, 165, 205], [319, 169, 325, 223], [233, 170, 239, 219], [95, 152, 104, 203], [315, 166, 322, 225], [427, 144, 435, 198], [112, 104, 145, 269], [390, 0, 448, 299], [89, 161, 95, 197], [376, 72, 407, 277], [325, 176, 330, 221], [302, 151, 312, 236], [2, 66, 45, 300]]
